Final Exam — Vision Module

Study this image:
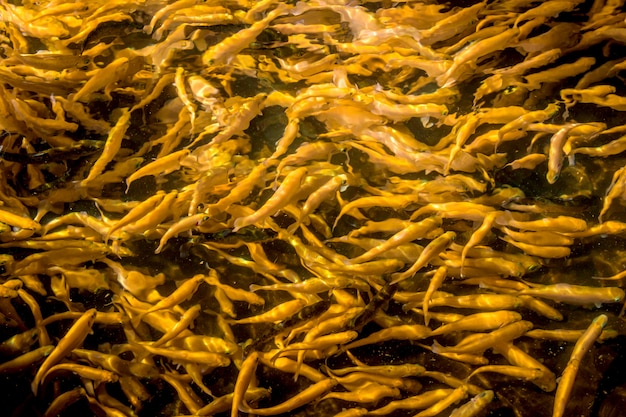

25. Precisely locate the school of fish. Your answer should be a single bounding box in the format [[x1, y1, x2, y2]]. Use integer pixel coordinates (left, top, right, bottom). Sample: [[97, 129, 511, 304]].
[[0, 0, 625, 416]]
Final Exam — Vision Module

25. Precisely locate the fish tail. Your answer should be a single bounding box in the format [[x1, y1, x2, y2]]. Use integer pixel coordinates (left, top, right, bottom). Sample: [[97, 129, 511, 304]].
[[131, 313, 146, 329], [31, 377, 40, 396], [286, 220, 301, 235], [232, 218, 246, 233], [431, 340, 444, 354]]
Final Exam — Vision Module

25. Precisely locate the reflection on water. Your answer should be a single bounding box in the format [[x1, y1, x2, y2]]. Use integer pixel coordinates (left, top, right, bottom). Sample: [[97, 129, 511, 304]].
[[0, 0, 626, 416]]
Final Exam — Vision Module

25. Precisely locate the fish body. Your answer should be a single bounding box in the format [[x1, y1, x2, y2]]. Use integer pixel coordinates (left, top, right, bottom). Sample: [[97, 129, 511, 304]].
[[431, 311, 523, 336], [233, 167, 308, 232], [32, 309, 97, 395], [450, 390, 494, 417], [518, 283, 624, 305], [553, 315, 608, 417], [433, 321, 533, 355]]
